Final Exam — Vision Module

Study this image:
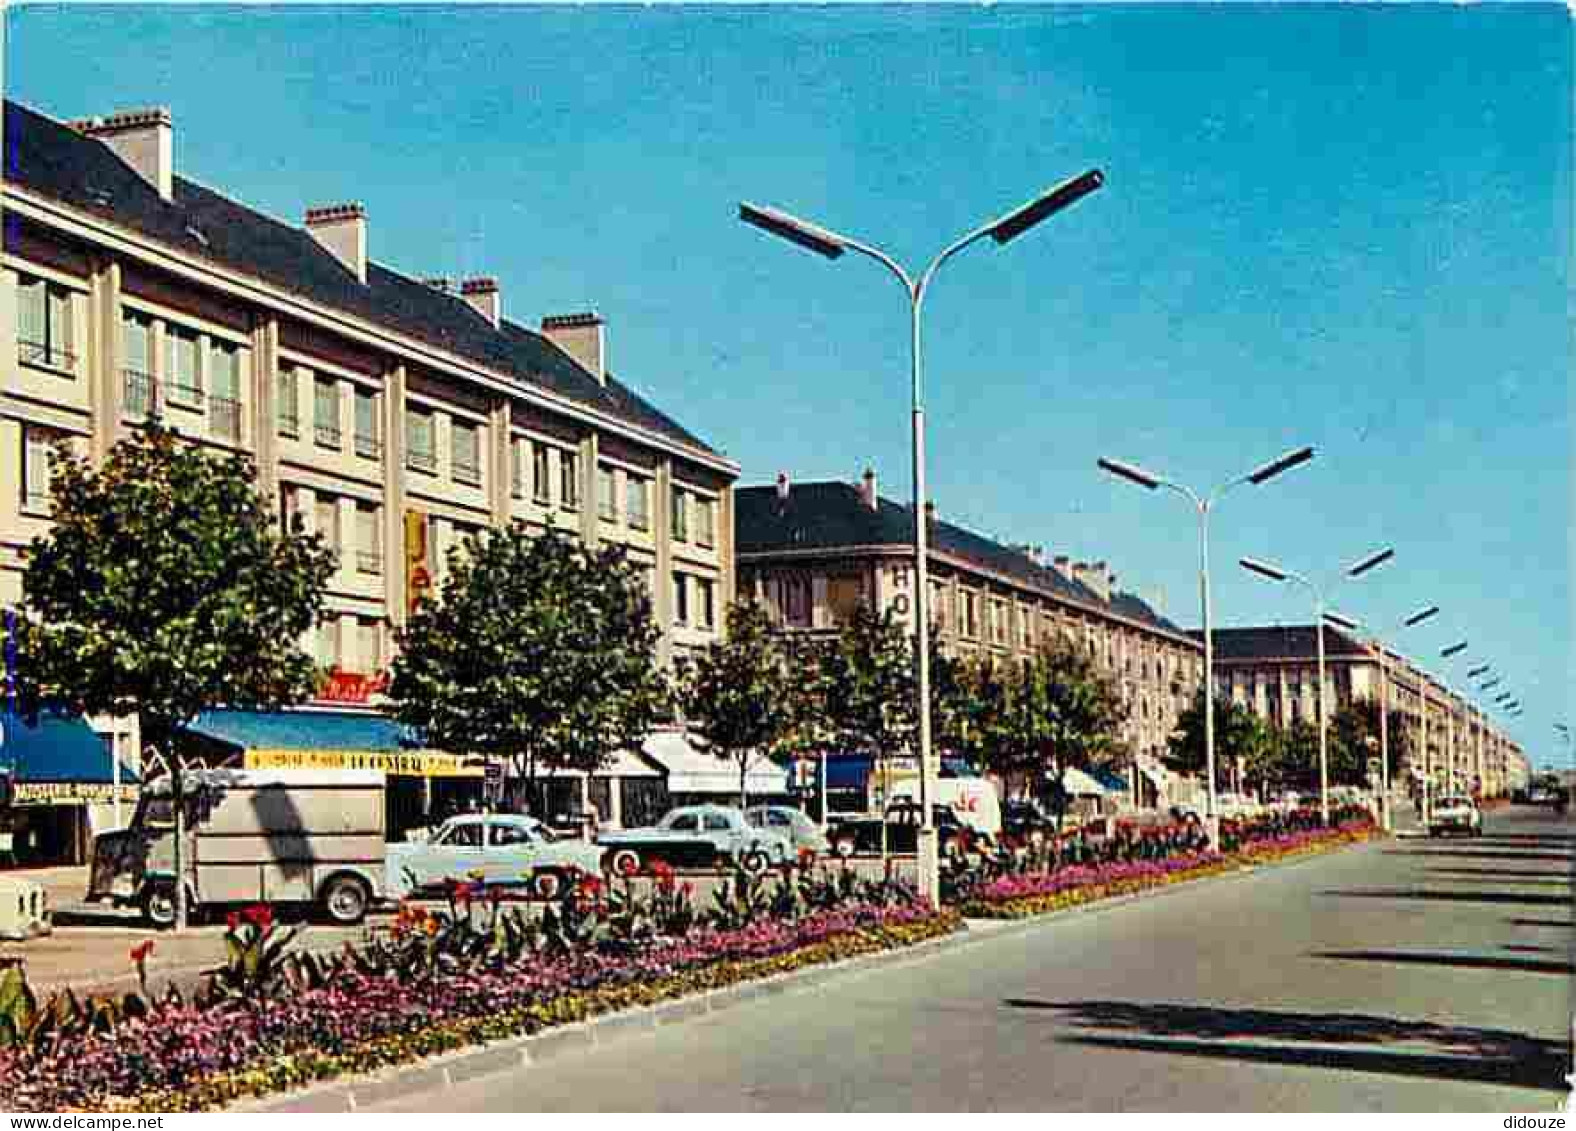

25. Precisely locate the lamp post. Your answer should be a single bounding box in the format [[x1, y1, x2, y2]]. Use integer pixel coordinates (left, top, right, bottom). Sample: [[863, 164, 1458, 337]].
[[1240, 547, 1394, 825], [1438, 641, 1470, 796], [1322, 603, 1438, 831], [1097, 446, 1315, 850], [740, 169, 1105, 906]]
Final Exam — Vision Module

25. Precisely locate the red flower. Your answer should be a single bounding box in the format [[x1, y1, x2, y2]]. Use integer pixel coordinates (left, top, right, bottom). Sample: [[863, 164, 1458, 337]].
[[679, 881, 695, 898], [226, 911, 241, 932], [486, 884, 504, 906], [129, 940, 154, 965], [243, 904, 273, 931], [796, 846, 816, 866]]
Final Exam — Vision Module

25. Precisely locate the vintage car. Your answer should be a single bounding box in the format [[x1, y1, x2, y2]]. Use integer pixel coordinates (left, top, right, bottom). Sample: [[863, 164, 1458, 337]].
[[1428, 795, 1483, 838], [596, 805, 793, 876], [386, 813, 605, 900], [744, 805, 830, 857]]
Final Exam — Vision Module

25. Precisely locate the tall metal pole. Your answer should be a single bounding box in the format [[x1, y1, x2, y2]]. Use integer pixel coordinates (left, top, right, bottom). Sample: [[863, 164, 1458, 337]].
[[1420, 686, 1431, 825], [1198, 502, 1219, 850], [909, 287, 939, 905], [1316, 599, 1330, 825], [1377, 643, 1391, 831]]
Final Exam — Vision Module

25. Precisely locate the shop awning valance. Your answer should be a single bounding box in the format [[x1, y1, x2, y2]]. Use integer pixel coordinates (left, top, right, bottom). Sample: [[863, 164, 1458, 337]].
[[0, 710, 139, 804], [188, 709, 480, 779]]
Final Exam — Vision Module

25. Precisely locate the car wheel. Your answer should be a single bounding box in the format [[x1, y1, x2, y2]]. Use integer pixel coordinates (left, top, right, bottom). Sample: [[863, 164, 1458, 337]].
[[141, 883, 177, 930], [741, 850, 770, 876], [608, 849, 642, 879], [533, 869, 564, 899], [320, 875, 370, 926]]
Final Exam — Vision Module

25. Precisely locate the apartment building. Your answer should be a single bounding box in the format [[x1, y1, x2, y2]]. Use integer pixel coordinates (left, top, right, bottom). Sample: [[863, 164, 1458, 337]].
[[2, 102, 738, 849], [735, 472, 1204, 779], [1205, 625, 1524, 798]]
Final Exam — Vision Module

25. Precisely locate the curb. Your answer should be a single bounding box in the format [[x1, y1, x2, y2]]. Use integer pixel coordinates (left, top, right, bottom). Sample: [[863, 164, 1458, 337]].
[[239, 834, 1383, 1112]]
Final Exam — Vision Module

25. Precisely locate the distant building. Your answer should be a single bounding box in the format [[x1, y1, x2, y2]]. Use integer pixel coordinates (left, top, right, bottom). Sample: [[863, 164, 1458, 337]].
[[1202, 625, 1523, 797], [735, 471, 1203, 788]]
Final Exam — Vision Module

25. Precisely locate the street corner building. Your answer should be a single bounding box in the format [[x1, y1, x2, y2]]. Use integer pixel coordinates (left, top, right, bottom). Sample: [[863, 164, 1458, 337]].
[[0, 100, 741, 848], [733, 471, 1206, 806], [1202, 625, 1528, 799]]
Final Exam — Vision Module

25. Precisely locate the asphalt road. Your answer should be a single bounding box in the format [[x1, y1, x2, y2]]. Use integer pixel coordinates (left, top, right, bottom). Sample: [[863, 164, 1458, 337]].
[[368, 805, 1572, 1112]]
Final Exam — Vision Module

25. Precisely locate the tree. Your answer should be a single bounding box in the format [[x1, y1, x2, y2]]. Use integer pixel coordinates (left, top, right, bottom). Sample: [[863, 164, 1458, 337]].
[[1167, 689, 1262, 790], [817, 603, 917, 784], [679, 601, 801, 808], [1328, 696, 1412, 787], [388, 523, 666, 809], [22, 421, 335, 928]]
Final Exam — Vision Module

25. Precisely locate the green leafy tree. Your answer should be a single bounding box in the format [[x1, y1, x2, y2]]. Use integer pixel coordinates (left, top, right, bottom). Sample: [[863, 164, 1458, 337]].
[[21, 422, 335, 928], [1328, 696, 1412, 787], [388, 523, 665, 807], [818, 604, 917, 781], [679, 601, 802, 808], [1280, 718, 1322, 791], [1167, 689, 1263, 790]]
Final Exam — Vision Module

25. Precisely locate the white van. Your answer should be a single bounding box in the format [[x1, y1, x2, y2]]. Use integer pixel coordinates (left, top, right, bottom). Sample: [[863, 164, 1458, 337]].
[[886, 770, 1002, 837]]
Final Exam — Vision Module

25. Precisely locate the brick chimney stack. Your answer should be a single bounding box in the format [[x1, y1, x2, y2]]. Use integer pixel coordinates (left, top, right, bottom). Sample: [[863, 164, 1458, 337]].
[[461, 276, 501, 328], [70, 107, 173, 201], [859, 467, 878, 510], [541, 313, 606, 386], [304, 203, 367, 284]]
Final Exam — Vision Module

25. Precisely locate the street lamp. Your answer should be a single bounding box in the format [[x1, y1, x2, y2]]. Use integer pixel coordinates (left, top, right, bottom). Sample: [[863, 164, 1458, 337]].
[[1240, 546, 1394, 824], [741, 169, 1105, 906], [1098, 445, 1315, 850], [1322, 602, 1438, 831], [1437, 643, 1482, 799]]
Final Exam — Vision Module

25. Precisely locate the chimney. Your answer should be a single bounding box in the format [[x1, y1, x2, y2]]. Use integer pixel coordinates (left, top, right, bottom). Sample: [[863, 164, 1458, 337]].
[[423, 276, 454, 294], [1052, 555, 1073, 581], [1072, 560, 1111, 603], [460, 276, 501, 328], [775, 471, 790, 504], [541, 313, 606, 386], [304, 203, 367, 284], [1148, 586, 1166, 615], [70, 107, 173, 201], [859, 467, 878, 510]]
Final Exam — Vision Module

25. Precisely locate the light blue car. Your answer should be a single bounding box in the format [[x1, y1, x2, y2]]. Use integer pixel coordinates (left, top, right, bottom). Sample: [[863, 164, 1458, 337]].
[[596, 804, 793, 876], [386, 814, 604, 900]]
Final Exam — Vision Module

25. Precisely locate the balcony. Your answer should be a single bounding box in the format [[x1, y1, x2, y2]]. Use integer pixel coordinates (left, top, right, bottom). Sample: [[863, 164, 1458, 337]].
[[167, 380, 205, 410], [210, 395, 242, 442], [356, 551, 383, 575], [354, 432, 383, 461], [277, 411, 300, 439], [18, 337, 77, 374], [453, 459, 482, 487], [406, 449, 437, 474], [122, 369, 161, 421], [314, 422, 342, 451]]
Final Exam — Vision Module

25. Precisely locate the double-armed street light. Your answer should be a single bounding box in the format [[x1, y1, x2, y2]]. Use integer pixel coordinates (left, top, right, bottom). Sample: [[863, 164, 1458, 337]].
[[1240, 547, 1394, 824], [1097, 446, 1315, 850], [1322, 603, 1439, 831], [740, 169, 1106, 907]]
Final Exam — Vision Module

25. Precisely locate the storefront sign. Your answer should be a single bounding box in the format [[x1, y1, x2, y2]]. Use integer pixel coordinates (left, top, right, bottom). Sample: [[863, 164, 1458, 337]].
[[405, 511, 433, 613], [13, 781, 140, 807], [243, 748, 482, 778], [315, 670, 390, 705]]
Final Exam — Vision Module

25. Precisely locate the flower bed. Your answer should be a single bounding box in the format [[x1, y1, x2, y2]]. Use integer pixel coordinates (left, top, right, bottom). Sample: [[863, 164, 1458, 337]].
[[0, 902, 959, 1113], [958, 819, 1379, 920]]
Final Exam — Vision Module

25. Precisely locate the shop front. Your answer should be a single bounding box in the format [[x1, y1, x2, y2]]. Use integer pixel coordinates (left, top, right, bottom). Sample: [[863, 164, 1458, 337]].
[[184, 709, 483, 841], [0, 710, 141, 867]]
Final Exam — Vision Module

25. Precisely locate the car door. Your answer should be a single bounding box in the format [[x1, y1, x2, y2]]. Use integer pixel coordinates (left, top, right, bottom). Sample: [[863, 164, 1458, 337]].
[[422, 819, 486, 889], [486, 819, 541, 887], [701, 811, 736, 865]]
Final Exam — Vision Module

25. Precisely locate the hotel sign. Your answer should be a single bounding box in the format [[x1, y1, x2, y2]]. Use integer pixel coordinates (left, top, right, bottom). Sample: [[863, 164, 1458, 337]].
[[242, 748, 482, 779], [315, 670, 390, 706]]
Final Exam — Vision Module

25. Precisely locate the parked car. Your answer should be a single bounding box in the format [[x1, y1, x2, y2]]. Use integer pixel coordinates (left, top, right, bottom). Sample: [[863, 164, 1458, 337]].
[[596, 804, 793, 876], [386, 813, 605, 900], [744, 805, 830, 858], [1428, 795, 1483, 838], [829, 801, 989, 858]]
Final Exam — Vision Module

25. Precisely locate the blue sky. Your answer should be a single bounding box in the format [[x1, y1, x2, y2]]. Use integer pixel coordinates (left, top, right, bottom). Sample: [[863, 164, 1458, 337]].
[[9, 4, 1570, 768]]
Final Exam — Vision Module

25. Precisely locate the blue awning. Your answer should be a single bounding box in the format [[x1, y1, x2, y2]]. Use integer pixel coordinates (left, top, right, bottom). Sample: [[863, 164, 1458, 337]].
[[820, 755, 979, 790], [0, 711, 138, 784], [189, 708, 423, 752], [1090, 767, 1129, 793]]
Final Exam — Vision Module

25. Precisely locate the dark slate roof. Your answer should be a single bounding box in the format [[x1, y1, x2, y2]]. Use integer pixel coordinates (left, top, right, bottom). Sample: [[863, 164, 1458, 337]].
[[4, 101, 719, 457], [735, 480, 1190, 639], [1195, 625, 1371, 662]]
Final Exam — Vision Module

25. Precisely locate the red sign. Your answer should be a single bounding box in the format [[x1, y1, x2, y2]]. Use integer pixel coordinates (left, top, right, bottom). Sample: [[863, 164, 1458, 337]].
[[316, 669, 390, 705]]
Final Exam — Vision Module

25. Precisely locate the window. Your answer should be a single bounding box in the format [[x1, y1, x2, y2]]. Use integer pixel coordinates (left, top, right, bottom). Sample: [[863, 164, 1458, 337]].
[[438, 822, 483, 848], [511, 439, 525, 499], [702, 812, 730, 832], [405, 408, 436, 472], [697, 577, 714, 629], [782, 576, 809, 626], [21, 426, 59, 514], [452, 420, 482, 486], [313, 377, 340, 449], [668, 813, 699, 833], [276, 367, 299, 438], [315, 497, 340, 563], [963, 593, 979, 639], [490, 822, 535, 847], [209, 342, 242, 441], [356, 502, 381, 574], [315, 618, 338, 669], [695, 496, 714, 548], [532, 445, 550, 504], [17, 275, 75, 372], [354, 388, 380, 459], [626, 475, 649, 531], [122, 313, 155, 418], [671, 487, 688, 542], [598, 465, 617, 522], [165, 325, 202, 406], [673, 572, 689, 625], [560, 450, 579, 511], [356, 617, 381, 673]]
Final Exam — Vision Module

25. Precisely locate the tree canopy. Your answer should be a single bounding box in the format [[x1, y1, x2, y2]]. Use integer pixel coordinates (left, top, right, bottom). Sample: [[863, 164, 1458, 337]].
[[387, 523, 666, 794]]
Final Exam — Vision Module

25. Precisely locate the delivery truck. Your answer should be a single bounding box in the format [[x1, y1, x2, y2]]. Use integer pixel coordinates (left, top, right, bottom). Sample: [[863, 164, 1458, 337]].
[[87, 768, 387, 927]]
